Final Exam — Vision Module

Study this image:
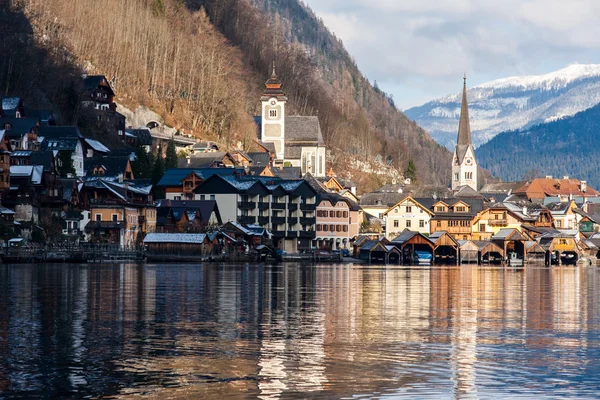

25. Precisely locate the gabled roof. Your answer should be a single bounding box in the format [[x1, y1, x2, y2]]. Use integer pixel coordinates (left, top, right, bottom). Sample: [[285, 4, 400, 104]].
[[382, 195, 433, 216], [247, 152, 271, 167], [274, 167, 302, 179], [125, 128, 153, 146], [10, 165, 44, 185], [83, 75, 115, 96], [491, 228, 528, 241], [390, 229, 433, 246], [38, 125, 83, 139], [179, 152, 235, 168], [85, 156, 131, 177], [0, 117, 38, 136], [284, 116, 325, 145], [514, 177, 599, 199], [42, 138, 79, 151], [84, 138, 111, 154], [360, 192, 407, 208], [454, 185, 484, 199], [157, 168, 242, 187]]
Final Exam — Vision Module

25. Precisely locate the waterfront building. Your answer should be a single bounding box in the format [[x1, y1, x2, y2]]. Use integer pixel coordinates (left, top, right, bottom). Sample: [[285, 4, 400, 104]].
[[314, 196, 360, 250], [193, 174, 317, 252], [472, 202, 536, 240], [382, 196, 433, 239], [81, 178, 156, 247], [157, 168, 243, 201], [427, 197, 485, 241], [452, 75, 478, 191], [155, 199, 222, 232], [255, 64, 327, 177]]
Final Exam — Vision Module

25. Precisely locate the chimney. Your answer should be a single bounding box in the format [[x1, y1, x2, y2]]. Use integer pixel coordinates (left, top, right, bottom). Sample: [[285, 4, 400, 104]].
[[118, 173, 124, 183], [545, 175, 553, 179], [522, 206, 528, 216], [581, 181, 587, 193], [563, 175, 569, 180]]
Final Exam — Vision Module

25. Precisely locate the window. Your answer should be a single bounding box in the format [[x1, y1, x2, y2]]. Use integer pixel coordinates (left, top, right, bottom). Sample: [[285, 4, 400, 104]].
[[323, 225, 328, 232], [317, 224, 322, 231], [419, 220, 424, 228], [336, 211, 342, 218], [406, 206, 412, 213], [269, 109, 277, 118], [456, 206, 466, 212], [336, 225, 341, 232], [436, 206, 446, 212], [343, 211, 348, 218], [210, 195, 215, 200], [454, 173, 459, 181], [406, 220, 412, 228], [95, 214, 101, 222], [393, 220, 399, 228], [437, 221, 441, 227], [200, 195, 205, 200], [174, 196, 181, 201], [556, 220, 562, 228], [112, 214, 118, 222], [480, 224, 486, 232], [465, 172, 473, 180], [343, 226, 348, 232], [330, 211, 335, 218]]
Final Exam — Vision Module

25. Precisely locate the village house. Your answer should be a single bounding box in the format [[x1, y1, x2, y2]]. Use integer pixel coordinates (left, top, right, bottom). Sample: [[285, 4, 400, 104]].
[[81, 178, 155, 247], [157, 168, 244, 200], [314, 195, 360, 251], [545, 200, 578, 230], [179, 152, 237, 169], [81, 75, 126, 141], [512, 176, 599, 203], [383, 196, 433, 239], [193, 174, 318, 252], [39, 126, 86, 177], [254, 64, 326, 176], [0, 131, 12, 199], [155, 200, 222, 233], [427, 197, 486, 241], [471, 202, 536, 241], [0, 117, 39, 151]]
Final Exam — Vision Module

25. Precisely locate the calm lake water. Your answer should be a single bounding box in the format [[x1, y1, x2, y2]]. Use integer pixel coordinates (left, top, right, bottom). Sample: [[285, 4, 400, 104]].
[[1, 263, 600, 399]]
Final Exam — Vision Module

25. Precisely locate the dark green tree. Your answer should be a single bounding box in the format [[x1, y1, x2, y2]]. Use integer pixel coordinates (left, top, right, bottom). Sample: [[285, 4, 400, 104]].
[[57, 151, 76, 177], [405, 159, 417, 182], [132, 143, 155, 179], [152, 143, 165, 197], [165, 138, 178, 169]]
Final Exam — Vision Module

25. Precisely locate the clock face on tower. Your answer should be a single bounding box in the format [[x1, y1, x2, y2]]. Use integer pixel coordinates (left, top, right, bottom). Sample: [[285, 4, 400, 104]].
[[465, 157, 473, 165], [270, 99, 277, 106]]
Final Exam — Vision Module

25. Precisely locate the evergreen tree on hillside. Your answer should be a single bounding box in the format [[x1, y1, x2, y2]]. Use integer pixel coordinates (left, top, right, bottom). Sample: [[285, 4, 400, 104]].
[[165, 138, 178, 169], [132, 143, 155, 179], [405, 159, 417, 182], [152, 143, 164, 186], [57, 151, 76, 177]]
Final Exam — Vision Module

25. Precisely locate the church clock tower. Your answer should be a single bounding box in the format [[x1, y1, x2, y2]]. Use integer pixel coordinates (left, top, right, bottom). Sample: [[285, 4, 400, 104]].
[[261, 62, 287, 161], [452, 75, 478, 191]]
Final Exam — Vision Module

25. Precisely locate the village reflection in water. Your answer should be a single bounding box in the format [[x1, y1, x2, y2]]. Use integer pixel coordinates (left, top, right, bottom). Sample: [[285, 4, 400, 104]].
[[1, 263, 600, 398]]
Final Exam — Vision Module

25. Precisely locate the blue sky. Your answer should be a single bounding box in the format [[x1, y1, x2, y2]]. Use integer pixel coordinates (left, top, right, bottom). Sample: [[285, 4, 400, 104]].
[[303, 0, 600, 109]]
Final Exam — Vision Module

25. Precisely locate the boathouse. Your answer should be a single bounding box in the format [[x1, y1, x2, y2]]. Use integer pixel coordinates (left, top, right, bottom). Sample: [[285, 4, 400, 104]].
[[429, 231, 459, 264], [144, 233, 212, 260], [390, 230, 434, 265]]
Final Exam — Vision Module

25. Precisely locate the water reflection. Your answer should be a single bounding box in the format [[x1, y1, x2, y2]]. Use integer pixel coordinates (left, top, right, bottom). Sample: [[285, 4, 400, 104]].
[[1, 264, 600, 398]]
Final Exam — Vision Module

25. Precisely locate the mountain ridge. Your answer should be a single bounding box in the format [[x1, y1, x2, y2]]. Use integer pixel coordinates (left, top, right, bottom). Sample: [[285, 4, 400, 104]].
[[406, 64, 600, 149]]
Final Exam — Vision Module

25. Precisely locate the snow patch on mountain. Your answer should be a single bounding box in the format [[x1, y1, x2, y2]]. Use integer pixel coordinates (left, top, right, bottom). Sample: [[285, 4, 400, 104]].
[[405, 64, 600, 149]]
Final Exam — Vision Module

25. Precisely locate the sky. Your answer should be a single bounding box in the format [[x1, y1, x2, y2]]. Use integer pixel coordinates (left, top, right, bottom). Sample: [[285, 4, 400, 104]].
[[302, 0, 600, 110]]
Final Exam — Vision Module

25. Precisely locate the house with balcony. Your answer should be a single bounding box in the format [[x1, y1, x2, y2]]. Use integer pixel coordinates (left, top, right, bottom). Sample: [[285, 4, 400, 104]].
[[193, 174, 317, 252], [81, 178, 155, 247], [471, 202, 536, 240], [383, 196, 433, 239], [0, 117, 39, 151], [155, 200, 222, 233], [157, 168, 244, 200], [426, 197, 486, 241]]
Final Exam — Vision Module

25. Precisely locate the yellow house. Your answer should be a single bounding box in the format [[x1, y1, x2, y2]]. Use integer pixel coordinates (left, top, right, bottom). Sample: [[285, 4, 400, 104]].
[[472, 203, 532, 240]]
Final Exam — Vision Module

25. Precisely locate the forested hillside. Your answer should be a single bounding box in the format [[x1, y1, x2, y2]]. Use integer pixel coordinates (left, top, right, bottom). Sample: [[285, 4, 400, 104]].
[[5, 0, 454, 188], [476, 103, 600, 189]]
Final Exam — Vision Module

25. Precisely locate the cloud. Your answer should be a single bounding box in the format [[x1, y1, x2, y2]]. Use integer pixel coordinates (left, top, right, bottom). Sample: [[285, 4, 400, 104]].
[[303, 0, 600, 108]]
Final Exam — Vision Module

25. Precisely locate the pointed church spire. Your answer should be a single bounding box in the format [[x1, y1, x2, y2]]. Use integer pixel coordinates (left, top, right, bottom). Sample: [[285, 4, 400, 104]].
[[262, 60, 287, 101], [457, 74, 471, 146], [271, 61, 277, 79]]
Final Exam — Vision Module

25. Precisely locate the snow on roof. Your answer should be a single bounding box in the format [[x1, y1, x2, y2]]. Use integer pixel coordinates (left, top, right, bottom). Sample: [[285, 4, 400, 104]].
[[85, 138, 111, 154], [10, 165, 43, 185], [2, 97, 20, 110], [144, 233, 207, 244]]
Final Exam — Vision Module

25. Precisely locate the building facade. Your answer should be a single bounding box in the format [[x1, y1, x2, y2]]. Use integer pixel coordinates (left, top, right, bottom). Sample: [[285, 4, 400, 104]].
[[452, 76, 478, 191], [383, 196, 433, 239]]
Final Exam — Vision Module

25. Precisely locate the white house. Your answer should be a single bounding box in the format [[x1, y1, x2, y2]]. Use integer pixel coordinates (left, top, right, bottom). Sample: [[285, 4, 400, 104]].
[[383, 196, 433, 239]]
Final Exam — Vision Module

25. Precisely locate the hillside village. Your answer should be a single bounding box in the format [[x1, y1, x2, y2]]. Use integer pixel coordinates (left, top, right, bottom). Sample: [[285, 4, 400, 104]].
[[1, 71, 600, 266]]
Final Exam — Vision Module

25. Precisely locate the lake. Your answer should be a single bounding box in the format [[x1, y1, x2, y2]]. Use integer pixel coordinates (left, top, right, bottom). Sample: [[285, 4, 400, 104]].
[[1, 263, 600, 399]]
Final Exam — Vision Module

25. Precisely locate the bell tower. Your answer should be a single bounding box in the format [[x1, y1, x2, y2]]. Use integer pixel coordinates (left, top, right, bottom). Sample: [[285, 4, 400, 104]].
[[452, 75, 478, 191], [261, 62, 287, 161]]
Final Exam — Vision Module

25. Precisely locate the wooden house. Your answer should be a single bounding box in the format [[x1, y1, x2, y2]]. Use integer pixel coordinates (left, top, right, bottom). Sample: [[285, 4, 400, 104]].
[[429, 230, 459, 264]]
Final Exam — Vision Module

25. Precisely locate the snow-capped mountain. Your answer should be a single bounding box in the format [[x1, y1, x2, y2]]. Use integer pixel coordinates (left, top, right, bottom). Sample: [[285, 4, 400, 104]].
[[405, 64, 600, 149]]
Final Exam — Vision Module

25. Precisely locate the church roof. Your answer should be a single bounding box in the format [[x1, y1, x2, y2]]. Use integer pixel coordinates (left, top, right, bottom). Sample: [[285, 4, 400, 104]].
[[285, 116, 325, 145], [455, 76, 473, 163]]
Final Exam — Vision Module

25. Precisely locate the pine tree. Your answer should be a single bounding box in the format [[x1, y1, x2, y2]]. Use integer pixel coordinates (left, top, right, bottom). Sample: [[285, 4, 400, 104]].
[[165, 138, 178, 169], [132, 143, 154, 179], [57, 151, 76, 177], [405, 159, 417, 182]]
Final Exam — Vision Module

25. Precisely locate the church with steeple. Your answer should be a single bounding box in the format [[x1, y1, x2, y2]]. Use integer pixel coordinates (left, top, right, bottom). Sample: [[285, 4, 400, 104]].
[[256, 63, 327, 177], [452, 75, 478, 191]]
